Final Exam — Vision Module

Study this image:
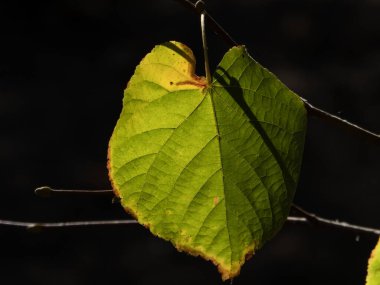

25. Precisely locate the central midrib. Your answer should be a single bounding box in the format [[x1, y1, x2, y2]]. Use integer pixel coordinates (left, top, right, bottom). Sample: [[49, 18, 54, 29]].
[[208, 86, 233, 269]]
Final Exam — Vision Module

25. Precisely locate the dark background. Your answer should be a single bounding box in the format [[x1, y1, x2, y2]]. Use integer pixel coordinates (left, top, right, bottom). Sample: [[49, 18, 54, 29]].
[[0, 0, 379, 284]]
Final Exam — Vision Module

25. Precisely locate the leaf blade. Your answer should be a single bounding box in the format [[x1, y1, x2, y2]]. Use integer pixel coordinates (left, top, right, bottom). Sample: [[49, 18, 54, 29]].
[[208, 45, 307, 277], [367, 238, 380, 285], [108, 42, 307, 280]]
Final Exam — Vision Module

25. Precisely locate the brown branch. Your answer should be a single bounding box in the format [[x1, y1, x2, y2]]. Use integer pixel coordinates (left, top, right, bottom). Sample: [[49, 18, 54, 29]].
[[173, 0, 380, 144]]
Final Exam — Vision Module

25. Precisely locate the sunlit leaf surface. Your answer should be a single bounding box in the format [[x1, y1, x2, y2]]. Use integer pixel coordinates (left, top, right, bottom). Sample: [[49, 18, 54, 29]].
[[108, 41, 307, 280], [367, 238, 380, 285]]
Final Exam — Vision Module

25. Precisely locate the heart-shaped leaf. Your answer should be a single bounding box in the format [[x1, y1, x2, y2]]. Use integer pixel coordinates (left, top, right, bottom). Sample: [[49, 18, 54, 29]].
[[108, 41, 307, 280]]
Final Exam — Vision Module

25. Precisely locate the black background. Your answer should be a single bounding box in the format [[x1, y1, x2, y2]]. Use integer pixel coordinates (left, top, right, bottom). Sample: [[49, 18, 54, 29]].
[[0, 0, 379, 284]]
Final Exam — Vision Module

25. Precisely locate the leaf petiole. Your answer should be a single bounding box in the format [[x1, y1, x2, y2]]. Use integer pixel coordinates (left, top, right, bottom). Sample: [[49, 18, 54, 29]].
[[196, 1, 211, 85]]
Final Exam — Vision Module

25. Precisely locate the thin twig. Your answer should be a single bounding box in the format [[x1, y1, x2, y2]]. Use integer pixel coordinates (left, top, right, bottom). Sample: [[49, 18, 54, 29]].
[[0, 219, 138, 230], [303, 99, 380, 144], [32, 188, 379, 235], [173, 0, 380, 144], [35, 186, 114, 198], [290, 204, 380, 236], [172, 0, 238, 47], [1, 212, 379, 235]]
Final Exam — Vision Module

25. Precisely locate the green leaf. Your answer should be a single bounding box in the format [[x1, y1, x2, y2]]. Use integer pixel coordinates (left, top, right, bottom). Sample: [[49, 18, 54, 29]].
[[108, 41, 307, 280], [367, 238, 380, 285]]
